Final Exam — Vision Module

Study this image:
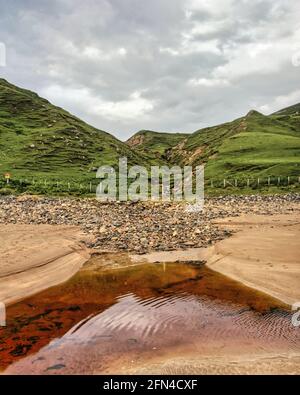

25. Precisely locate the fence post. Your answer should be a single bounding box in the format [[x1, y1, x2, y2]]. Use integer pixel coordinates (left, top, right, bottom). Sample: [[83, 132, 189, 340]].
[[68, 182, 70, 190], [268, 177, 270, 186], [223, 179, 226, 188], [235, 179, 237, 187], [211, 180, 214, 188], [288, 176, 290, 185], [247, 179, 250, 187], [257, 178, 260, 187], [278, 177, 280, 185]]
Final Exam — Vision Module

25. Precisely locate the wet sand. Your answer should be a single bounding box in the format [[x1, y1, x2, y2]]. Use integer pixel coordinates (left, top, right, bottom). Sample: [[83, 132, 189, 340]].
[[121, 353, 300, 375], [0, 225, 90, 305], [208, 214, 300, 307], [136, 213, 300, 307]]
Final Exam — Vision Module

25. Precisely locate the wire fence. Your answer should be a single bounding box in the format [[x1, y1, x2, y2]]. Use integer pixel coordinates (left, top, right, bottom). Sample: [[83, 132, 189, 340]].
[[0, 178, 99, 194], [205, 175, 300, 189], [0, 175, 299, 195]]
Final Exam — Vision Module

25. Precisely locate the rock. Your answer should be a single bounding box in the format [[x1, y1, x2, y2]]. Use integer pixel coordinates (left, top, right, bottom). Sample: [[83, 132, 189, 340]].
[[0, 193, 298, 254], [99, 225, 106, 233], [183, 241, 195, 246]]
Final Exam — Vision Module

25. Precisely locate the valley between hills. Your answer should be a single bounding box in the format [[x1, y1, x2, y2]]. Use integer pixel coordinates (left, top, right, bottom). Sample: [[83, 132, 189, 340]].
[[1, 77, 300, 196]]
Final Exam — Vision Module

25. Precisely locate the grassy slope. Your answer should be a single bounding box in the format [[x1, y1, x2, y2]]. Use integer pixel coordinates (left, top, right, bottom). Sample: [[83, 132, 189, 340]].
[[1, 77, 299, 195], [126, 130, 189, 164], [0, 78, 150, 182], [168, 108, 300, 179]]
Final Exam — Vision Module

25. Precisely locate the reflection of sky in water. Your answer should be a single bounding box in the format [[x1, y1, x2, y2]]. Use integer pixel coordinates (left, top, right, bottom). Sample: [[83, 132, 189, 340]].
[[53, 291, 297, 349], [3, 263, 300, 374]]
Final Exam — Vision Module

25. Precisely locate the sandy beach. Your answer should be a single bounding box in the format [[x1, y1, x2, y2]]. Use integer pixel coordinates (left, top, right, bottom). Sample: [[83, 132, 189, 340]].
[[0, 197, 299, 307], [2, 213, 299, 307], [207, 214, 300, 307], [0, 196, 299, 375], [120, 352, 300, 375], [0, 224, 90, 305], [136, 214, 300, 308]]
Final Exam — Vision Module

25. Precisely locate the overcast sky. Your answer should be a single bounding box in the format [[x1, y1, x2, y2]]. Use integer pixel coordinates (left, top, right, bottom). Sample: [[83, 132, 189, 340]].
[[0, 0, 300, 140]]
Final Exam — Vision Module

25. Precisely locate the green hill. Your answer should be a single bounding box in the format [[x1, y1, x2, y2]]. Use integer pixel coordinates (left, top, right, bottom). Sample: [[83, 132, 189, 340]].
[[126, 130, 189, 164], [167, 108, 300, 180], [1, 77, 299, 195], [272, 103, 300, 116], [126, 107, 300, 184], [0, 78, 150, 183]]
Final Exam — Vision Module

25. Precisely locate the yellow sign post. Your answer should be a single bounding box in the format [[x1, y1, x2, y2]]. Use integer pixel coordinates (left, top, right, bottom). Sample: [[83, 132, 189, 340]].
[[4, 172, 11, 184]]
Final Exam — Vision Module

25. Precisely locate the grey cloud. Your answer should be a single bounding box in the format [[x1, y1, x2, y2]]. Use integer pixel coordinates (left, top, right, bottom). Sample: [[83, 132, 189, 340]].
[[0, 0, 299, 140]]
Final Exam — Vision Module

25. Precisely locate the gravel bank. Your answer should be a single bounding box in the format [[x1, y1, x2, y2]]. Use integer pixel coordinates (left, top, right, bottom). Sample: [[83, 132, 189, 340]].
[[0, 194, 299, 254]]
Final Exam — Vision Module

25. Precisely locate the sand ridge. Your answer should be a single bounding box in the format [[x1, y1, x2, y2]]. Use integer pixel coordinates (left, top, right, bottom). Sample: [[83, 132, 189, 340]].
[[0, 224, 90, 305], [207, 214, 300, 307]]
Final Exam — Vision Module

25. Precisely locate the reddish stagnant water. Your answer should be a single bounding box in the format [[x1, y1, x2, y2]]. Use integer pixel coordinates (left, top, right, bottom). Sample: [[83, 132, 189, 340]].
[[0, 261, 299, 374]]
